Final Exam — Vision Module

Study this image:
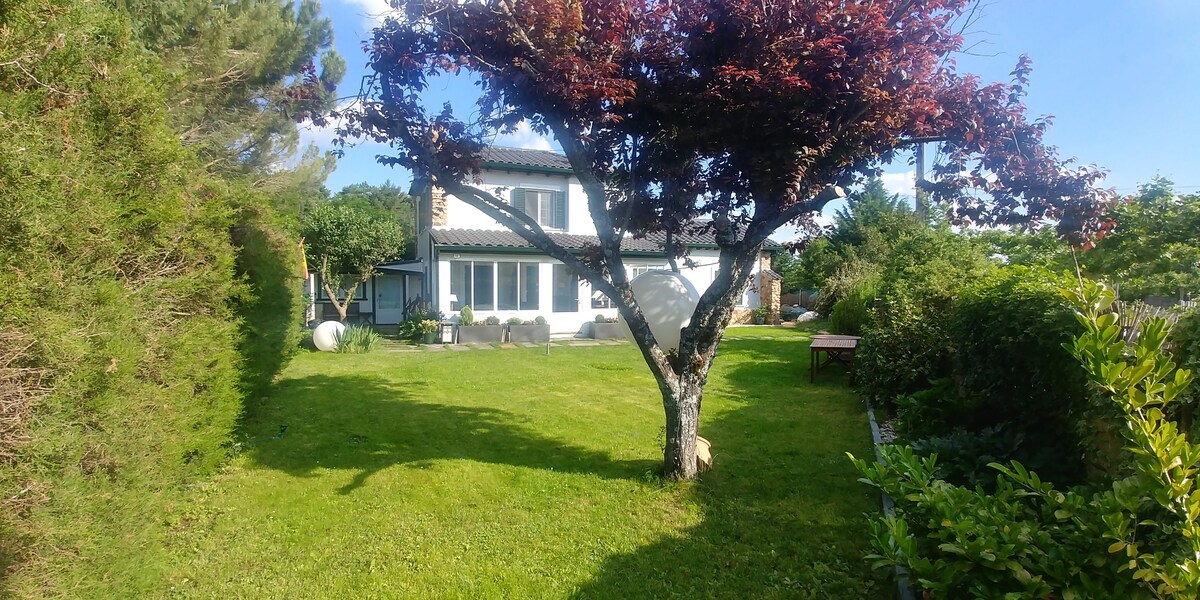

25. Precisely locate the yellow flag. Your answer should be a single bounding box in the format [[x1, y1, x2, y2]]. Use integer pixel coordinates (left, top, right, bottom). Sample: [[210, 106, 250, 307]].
[[298, 238, 308, 278]]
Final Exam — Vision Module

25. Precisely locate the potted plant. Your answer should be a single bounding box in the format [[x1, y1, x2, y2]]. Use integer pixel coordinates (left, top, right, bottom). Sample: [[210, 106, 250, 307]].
[[456, 307, 505, 343], [418, 319, 440, 344], [591, 314, 624, 340], [507, 316, 550, 343], [752, 305, 771, 325]]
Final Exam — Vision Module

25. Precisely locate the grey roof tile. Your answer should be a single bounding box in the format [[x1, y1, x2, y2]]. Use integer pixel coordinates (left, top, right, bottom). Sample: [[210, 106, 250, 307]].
[[431, 227, 781, 252], [481, 146, 573, 171]]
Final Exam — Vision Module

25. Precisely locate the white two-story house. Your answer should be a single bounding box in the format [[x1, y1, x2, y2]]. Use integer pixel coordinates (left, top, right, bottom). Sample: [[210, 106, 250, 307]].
[[412, 146, 782, 335], [307, 146, 781, 334]]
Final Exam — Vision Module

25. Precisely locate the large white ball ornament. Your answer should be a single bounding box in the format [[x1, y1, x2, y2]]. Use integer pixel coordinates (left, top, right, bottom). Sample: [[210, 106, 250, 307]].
[[312, 320, 346, 352], [620, 270, 701, 353]]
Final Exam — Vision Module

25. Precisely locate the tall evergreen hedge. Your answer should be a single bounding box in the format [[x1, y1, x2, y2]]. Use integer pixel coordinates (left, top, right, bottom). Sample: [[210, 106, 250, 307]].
[[0, 1, 303, 595]]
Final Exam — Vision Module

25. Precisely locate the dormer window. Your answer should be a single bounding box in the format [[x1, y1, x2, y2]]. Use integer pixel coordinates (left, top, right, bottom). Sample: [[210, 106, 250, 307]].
[[512, 188, 567, 229]]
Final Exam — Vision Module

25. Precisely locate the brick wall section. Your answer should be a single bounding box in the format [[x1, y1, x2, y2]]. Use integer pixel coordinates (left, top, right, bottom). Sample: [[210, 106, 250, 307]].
[[762, 273, 781, 324], [431, 186, 448, 226], [760, 251, 781, 324]]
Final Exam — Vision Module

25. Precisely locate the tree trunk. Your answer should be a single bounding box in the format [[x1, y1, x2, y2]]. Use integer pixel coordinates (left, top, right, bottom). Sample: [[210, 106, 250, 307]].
[[662, 378, 702, 479], [320, 278, 350, 322]]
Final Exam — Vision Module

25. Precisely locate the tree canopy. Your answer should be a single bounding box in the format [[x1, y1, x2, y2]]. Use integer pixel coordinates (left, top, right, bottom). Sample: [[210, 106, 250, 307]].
[[301, 203, 408, 321], [340, 0, 1112, 478], [332, 181, 417, 258], [1084, 178, 1200, 300], [116, 0, 344, 189]]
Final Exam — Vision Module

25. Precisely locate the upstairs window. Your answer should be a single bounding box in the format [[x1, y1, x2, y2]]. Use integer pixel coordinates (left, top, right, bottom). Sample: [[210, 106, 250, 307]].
[[512, 188, 568, 229]]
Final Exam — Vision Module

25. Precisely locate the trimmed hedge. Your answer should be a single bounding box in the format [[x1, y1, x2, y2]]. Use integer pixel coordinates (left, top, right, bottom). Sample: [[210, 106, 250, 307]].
[[0, 2, 302, 595]]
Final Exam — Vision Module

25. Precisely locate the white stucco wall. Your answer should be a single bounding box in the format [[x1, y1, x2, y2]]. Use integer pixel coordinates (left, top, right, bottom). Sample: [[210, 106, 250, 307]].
[[441, 169, 593, 235], [435, 249, 757, 335]]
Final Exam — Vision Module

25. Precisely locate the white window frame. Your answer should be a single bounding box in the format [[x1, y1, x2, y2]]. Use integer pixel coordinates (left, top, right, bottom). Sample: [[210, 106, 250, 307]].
[[524, 189, 558, 229]]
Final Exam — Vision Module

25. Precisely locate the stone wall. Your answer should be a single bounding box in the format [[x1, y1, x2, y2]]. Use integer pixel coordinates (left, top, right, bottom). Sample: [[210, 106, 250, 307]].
[[431, 186, 448, 226], [761, 272, 781, 325], [729, 308, 753, 325]]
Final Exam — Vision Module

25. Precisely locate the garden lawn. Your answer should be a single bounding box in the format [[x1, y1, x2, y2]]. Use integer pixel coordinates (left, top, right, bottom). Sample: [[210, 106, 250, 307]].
[[165, 325, 883, 598]]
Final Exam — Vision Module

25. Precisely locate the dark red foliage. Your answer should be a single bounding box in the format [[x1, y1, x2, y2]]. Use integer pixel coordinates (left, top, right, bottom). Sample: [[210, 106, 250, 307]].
[[340, 0, 1110, 246]]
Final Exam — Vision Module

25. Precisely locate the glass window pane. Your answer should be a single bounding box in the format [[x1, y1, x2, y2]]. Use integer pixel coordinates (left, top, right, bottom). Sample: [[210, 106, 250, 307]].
[[473, 262, 494, 310], [450, 261, 471, 310], [591, 289, 613, 309], [498, 262, 518, 310], [521, 263, 539, 310], [553, 264, 578, 313], [539, 192, 554, 228], [524, 192, 539, 222]]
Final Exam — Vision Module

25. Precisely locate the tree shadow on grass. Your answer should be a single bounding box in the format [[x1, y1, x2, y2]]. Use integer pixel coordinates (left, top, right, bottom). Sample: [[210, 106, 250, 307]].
[[245, 374, 656, 494], [573, 338, 886, 599]]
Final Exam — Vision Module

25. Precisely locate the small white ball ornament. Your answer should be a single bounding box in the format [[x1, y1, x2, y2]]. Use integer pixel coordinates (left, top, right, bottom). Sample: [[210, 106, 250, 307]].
[[312, 320, 346, 352], [620, 270, 701, 353]]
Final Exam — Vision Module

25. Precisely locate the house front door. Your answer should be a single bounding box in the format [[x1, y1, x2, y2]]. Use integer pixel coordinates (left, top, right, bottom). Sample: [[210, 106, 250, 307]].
[[375, 274, 405, 324]]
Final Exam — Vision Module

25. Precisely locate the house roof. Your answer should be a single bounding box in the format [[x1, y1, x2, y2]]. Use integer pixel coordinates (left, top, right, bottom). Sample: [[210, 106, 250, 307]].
[[431, 228, 781, 255], [480, 146, 573, 174], [760, 268, 783, 281], [376, 259, 425, 275]]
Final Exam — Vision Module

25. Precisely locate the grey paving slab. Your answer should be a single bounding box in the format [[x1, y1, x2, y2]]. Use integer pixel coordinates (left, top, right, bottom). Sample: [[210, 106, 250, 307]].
[[448, 345, 470, 351]]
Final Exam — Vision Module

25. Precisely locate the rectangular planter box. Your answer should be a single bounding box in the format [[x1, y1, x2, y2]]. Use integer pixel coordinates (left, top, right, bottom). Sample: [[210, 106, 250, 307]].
[[456, 325, 504, 343], [507, 324, 550, 343], [591, 322, 624, 340]]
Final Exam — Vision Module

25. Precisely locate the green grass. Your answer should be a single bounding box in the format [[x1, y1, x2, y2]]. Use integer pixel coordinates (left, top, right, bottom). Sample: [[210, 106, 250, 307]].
[[164, 323, 882, 598]]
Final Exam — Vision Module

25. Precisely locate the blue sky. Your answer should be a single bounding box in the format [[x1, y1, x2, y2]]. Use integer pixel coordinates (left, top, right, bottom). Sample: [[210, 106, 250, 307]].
[[305, 0, 1200, 231]]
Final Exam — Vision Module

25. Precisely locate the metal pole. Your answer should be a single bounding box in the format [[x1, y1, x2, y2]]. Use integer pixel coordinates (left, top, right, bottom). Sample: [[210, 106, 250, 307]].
[[915, 143, 927, 221]]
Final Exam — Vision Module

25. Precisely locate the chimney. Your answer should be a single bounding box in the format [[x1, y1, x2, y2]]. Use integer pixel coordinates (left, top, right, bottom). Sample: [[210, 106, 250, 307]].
[[430, 186, 448, 227]]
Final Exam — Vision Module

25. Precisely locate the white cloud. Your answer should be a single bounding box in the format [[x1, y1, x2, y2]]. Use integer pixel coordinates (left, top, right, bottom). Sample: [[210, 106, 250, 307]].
[[493, 121, 557, 152], [296, 99, 353, 149], [338, 0, 398, 29], [880, 170, 917, 198], [296, 99, 392, 158]]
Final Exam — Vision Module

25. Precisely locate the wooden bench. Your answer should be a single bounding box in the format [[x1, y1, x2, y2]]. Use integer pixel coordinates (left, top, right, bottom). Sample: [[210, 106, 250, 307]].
[[809, 334, 861, 383]]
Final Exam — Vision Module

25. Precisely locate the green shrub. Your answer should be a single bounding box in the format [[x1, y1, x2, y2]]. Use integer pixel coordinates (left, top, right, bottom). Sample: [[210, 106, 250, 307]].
[[0, 3, 243, 594], [829, 275, 878, 335], [1169, 307, 1200, 435], [854, 279, 958, 406], [853, 228, 993, 407], [485, 315, 501, 326], [947, 266, 1090, 483], [335, 325, 381, 353], [534, 315, 548, 325], [506, 317, 524, 326], [460, 305, 474, 326], [850, 280, 1200, 599], [814, 260, 878, 316], [873, 266, 1091, 484], [397, 316, 424, 342], [595, 313, 608, 323], [229, 201, 304, 402]]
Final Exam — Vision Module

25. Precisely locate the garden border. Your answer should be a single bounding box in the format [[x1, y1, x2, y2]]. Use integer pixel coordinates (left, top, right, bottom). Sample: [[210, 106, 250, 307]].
[[866, 404, 918, 600]]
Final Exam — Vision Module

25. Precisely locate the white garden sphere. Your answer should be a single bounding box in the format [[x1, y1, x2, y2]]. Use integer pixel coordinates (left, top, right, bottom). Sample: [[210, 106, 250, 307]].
[[312, 320, 346, 352], [620, 270, 701, 353]]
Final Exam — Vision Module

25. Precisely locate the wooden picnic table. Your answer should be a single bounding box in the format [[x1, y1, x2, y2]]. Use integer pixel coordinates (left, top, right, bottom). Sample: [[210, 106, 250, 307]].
[[809, 334, 861, 382]]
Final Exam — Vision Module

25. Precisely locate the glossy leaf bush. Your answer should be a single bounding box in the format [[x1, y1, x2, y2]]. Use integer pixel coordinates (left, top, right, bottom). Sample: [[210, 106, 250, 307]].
[[850, 280, 1200, 599]]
